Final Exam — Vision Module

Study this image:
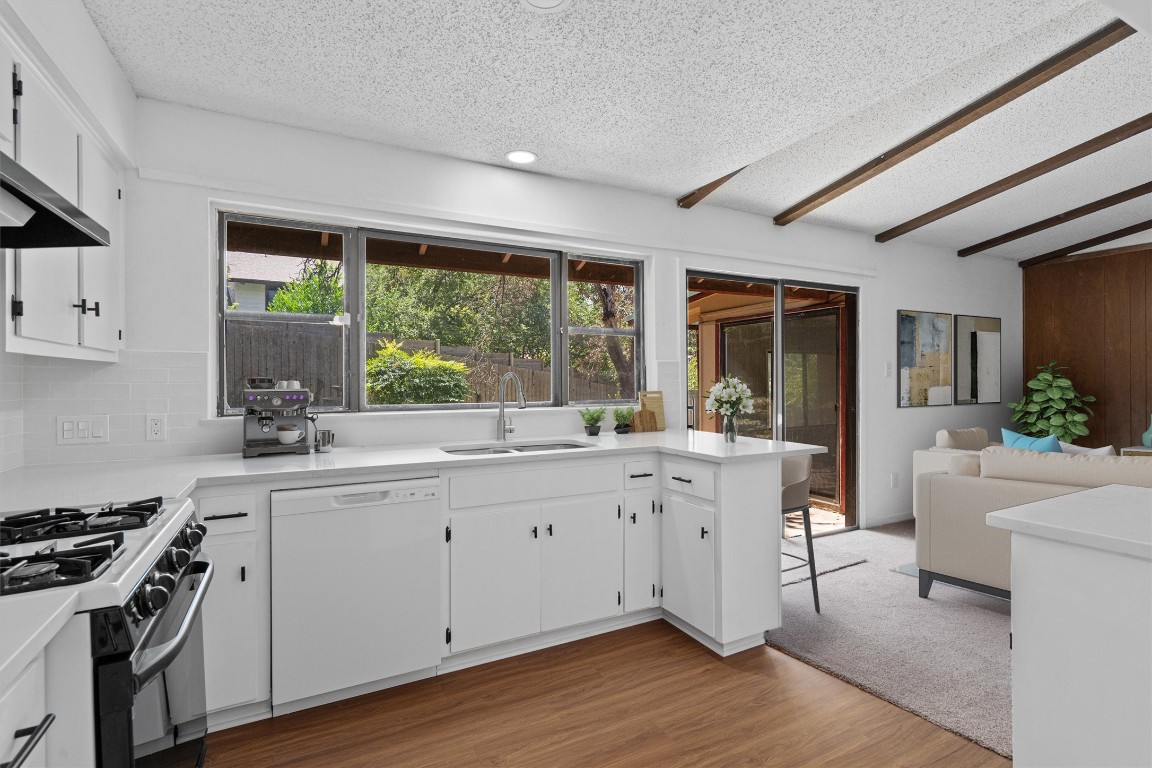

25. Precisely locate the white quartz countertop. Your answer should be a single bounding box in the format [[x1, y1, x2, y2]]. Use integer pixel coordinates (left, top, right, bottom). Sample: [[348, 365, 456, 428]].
[[0, 590, 77, 691], [0, 430, 825, 513], [987, 484, 1152, 561]]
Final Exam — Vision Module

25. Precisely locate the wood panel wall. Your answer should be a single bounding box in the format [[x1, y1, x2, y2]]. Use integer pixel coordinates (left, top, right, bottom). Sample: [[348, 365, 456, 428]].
[[1023, 248, 1151, 449]]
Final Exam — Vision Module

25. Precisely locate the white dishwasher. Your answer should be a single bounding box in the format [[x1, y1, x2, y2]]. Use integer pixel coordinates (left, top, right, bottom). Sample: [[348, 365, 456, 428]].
[[271, 478, 441, 711]]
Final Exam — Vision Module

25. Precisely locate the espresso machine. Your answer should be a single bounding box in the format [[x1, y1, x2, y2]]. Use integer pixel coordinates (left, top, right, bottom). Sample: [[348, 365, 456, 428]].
[[241, 377, 314, 458]]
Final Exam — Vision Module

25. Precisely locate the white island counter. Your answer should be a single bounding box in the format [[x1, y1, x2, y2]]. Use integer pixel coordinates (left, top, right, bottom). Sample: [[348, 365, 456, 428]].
[[988, 484, 1152, 768]]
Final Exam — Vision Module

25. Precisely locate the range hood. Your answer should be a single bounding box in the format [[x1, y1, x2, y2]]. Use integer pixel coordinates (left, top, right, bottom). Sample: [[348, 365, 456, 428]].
[[1, 151, 109, 249]]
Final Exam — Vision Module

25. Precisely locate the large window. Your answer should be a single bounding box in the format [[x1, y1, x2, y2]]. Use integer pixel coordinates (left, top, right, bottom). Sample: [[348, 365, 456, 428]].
[[218, 214, 642, 414]]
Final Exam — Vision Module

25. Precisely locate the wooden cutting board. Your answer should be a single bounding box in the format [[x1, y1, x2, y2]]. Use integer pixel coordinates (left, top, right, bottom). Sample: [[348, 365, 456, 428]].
[[633, 409, 658, 433]]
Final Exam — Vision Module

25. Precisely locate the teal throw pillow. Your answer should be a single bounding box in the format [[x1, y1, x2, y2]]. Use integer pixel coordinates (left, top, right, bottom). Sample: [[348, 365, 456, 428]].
[[1001, 429, 1062, 453]]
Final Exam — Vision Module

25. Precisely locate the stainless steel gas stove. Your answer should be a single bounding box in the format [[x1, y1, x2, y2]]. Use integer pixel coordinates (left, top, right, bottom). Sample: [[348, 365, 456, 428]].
[[0, 498, 213, 768]]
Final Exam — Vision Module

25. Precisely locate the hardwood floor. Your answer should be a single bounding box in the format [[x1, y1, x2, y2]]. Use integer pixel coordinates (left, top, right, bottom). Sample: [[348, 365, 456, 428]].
[[205, 620, 1010, 767]]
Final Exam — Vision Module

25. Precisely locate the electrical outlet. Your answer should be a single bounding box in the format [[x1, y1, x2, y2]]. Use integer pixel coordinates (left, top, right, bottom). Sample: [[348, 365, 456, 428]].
[[56, 415, 109, 445], [884, 362, 893, 377], [146, 413, 168, 441], [889, 472, 898, 488]]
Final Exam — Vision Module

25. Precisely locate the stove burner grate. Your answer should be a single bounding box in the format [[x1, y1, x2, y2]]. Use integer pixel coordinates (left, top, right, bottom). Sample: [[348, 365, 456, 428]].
[[0, 532, 125, 595], [0, 498, 164, 545]]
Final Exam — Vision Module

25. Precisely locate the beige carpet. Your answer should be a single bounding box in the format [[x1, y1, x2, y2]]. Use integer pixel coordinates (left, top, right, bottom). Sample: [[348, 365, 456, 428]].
[[767, 520, 1012, 757]]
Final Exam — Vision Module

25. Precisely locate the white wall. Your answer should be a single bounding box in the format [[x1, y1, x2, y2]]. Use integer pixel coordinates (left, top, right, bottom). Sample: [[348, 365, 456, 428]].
[[13, 98, 1023, 526]]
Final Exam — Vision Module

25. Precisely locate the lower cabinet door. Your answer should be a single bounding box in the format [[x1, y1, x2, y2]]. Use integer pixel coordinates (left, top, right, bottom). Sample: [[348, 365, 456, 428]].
[[661, 495, 716, 636], [450, 507, 541, 652], [540, 498, 623, 632], [0, 653, 47, 768], [201, 539, 259, 712], [623, 493, 658, 612]]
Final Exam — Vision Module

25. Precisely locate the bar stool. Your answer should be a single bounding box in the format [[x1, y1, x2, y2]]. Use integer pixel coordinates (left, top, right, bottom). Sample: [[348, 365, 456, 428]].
[[781, 454, 820, 612]]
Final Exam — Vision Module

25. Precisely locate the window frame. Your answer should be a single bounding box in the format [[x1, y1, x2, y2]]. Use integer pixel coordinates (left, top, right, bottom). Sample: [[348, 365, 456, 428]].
[[217, 212, 644, 414]]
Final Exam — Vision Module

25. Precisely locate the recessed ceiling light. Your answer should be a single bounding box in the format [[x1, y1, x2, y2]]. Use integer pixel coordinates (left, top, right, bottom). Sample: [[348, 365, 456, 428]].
[[505, 150, 538, 165], [520, 0, 572, 14]]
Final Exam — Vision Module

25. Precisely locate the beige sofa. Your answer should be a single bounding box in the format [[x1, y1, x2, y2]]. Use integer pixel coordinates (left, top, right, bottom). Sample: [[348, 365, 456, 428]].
[[915, 445, 1152, 598]]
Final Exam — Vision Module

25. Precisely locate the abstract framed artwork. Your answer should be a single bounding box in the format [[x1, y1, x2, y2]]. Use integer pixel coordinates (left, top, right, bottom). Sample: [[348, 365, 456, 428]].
[[897, 310, 952, 408], [953, 315, 1001, 404]]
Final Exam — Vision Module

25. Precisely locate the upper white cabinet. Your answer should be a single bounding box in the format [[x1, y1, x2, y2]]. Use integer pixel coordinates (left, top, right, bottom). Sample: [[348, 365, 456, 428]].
[[78, 135, 121, 351], [15, 66, 78, 205], [0, 37, 15, 153], [6, 62, 123, 360]]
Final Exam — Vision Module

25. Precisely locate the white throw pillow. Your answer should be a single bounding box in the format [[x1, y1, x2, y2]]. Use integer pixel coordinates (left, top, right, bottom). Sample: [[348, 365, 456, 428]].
[[1058, 441, 1116, 456]]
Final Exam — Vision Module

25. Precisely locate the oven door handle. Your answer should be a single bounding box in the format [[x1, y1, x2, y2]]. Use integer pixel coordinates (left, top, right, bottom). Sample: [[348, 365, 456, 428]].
[[133, 557, 214, 693]]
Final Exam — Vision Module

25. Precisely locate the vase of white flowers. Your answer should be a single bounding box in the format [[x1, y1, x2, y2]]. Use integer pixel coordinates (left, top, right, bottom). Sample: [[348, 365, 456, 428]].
[[705, 376, 753, 443]]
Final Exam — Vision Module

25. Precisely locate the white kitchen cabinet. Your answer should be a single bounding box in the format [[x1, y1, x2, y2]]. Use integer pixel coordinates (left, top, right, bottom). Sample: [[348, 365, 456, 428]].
[[77, 135, 121, 352], [1, 42, 15, 153], [201, 539, 260, 713], [623, 491, 659, 612], [6, 56, 123, 360], [661, 495, 715, 637], [540, 497, 623, 631], [449, 506, 541, 653], [0, 651, 48, 768]]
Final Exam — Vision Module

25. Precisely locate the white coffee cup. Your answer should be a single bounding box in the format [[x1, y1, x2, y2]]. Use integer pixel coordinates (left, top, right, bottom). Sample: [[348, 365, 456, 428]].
[[276, 427, 303, 445]]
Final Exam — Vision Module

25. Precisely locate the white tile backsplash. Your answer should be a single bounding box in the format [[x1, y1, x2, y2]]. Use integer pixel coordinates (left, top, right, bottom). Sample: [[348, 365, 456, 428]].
[[13, 350, 215, 465]]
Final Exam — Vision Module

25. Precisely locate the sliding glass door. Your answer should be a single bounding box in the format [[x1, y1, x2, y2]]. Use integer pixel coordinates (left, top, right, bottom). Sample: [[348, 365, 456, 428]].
[[687, 273, 858, 530]]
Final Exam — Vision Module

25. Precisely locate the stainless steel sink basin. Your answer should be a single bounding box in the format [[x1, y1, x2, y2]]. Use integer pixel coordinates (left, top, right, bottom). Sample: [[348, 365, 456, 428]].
[[441, 440, 592, 456], [508, 443, 588, 452], [441, 447, 518, 455]]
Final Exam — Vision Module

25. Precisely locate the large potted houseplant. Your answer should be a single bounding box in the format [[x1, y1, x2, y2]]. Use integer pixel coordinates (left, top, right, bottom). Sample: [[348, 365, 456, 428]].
[[1007, 361, 1095, 442]]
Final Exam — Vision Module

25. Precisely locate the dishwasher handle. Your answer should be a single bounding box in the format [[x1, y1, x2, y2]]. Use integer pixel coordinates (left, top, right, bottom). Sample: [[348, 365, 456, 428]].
[[333, 491, 388, 506]]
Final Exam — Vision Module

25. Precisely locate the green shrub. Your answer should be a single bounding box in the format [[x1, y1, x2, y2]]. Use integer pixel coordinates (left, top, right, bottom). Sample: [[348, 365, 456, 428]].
[[366, 341, 471, 405]]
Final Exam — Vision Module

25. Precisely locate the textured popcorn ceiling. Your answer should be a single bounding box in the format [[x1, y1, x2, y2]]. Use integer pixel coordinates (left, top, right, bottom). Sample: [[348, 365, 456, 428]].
[[81, 0, 1150, 260]]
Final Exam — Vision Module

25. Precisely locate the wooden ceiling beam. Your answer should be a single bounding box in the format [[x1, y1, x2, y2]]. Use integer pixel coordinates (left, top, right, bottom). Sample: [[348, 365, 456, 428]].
[[957, 181, 1152, 257], [1019, 219, 1152, 268], [876, 112, 1152, 243], [774, 19, 1136, 227], [676, 166, 747, 209]]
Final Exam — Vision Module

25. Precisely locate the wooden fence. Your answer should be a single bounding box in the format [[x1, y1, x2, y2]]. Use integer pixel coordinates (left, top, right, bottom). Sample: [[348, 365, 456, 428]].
[[226, 316, 617, 405]]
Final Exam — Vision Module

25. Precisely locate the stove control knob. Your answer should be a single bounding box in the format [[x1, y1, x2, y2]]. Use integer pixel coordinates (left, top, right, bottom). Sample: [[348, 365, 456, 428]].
[[183, 523, 206, 548], [138, 584, 170, 616], [166, 547, 191, 571], [152, 572, 177, 593]]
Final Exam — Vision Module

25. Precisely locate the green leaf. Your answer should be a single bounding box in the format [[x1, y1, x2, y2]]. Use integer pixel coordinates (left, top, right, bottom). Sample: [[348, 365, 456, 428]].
[[1069, 423, 1089, 437], [1037, 372, 1054, 383], [1047, 386, 1063, 399], [1049, 414, 1066, 426], [1052, 377, 1072, 387], [1037, 419, 1051, 431], [1033, 391, 1049, 402], [1027, 380, 1047, 390], [1072, 413, 1089, 422], [1026, 403, 1042, 412]]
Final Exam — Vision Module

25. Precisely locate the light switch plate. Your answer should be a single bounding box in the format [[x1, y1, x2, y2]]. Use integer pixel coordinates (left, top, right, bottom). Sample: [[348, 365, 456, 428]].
[[57, 415, 109, 445]]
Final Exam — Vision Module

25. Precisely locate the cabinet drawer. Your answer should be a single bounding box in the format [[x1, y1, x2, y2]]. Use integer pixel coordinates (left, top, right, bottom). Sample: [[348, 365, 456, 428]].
[[623, 460, 656, 489], [0, 652, 47, 768], [197, 493, 257, 535], [662, 460, 716, 501], [450, 464, 620, 509]]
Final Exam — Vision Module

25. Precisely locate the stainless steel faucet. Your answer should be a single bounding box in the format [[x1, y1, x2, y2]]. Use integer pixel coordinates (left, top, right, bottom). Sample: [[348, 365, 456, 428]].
[[497, 371, 527, 440]]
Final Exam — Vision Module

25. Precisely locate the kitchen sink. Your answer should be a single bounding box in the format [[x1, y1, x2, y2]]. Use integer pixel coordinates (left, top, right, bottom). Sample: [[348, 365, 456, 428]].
[[441, 440, 592, 456]]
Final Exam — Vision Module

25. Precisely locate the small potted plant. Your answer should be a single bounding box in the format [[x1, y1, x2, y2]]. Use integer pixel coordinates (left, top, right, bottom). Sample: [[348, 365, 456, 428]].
[[578, 407, 606, 436], [612, 406, 635, 434]]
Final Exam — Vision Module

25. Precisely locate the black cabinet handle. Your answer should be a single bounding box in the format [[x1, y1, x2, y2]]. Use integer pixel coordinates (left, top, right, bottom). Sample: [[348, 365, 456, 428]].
[[91, 301, 100, 317], [531, 526, 538, 538], [546, 524, 553, 536], [629, 472, 653, 478], [672, 476, 693, 484], [1, 713, 55, 768], [203, 512, 248, 521], [240, 566, 246, 582], [630, 512, 636, 523], [700, 527, 709, 539], [72, 299, 90, 314]]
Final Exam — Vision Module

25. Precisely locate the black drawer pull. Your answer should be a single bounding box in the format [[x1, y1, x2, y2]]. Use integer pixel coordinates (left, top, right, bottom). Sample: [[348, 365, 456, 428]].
[[672, 476, 693, 484], [2, 713, 55, 768], [700, 527, 709, 539], [629, 472, 653, 478], [203, 512, 249, 521], [630, 512, 637, 524]]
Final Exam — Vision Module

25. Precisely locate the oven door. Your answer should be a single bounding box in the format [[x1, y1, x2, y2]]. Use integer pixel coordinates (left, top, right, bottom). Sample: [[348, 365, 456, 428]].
[[131, 554, 213, 768]]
